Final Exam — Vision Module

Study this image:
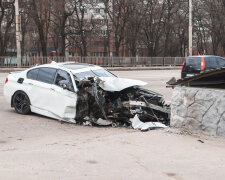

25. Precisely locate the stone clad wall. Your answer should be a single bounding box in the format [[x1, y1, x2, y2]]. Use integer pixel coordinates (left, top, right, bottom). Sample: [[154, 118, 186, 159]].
[[171, 87, 225, 137]]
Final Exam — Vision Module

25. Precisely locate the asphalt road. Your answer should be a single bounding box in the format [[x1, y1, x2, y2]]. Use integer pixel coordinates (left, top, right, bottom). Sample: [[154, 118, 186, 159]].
[[1, 70, 225, 180], [114, 70, 180, 103]]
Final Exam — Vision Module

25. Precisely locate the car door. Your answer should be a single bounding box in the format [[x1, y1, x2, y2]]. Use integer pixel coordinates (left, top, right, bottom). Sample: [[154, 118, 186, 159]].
[[216, 58, 225, 68], [47, 69, 77, 122], [204, 57, 217, 71], [26, 67, 57, 112]]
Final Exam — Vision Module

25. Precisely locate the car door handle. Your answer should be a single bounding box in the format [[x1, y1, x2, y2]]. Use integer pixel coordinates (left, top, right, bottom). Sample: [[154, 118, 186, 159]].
[[28, 83, 33, 86], [50, 88, 55, 91]]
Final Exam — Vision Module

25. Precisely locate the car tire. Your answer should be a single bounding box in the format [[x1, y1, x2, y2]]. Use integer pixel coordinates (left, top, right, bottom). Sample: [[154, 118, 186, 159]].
[[13, 91, 31, 115]]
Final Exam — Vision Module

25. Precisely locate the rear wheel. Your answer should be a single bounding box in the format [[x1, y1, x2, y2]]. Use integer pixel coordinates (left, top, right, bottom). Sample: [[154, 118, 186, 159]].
[[13, 91, 31, 115]]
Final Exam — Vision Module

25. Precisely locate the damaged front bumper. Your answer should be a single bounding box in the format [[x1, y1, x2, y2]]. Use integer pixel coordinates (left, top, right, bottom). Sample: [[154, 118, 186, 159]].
[[75, 77, 170, 131]]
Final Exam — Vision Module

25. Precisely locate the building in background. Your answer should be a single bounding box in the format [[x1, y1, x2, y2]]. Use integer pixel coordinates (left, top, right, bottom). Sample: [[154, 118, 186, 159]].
[[1, 0, 224, 58]]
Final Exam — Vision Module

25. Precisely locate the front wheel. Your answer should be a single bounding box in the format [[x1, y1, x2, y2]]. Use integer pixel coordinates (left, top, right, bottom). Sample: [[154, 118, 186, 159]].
[[13, 91, 31, 115]]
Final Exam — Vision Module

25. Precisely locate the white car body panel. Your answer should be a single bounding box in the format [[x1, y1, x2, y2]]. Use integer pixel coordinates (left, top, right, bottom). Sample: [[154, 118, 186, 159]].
[[4, 71, 27, 104], [25, 79, 76, 123], [3, 62, 148, 123], [4, 66, 77, 122], [98, 77, 147, 92], [30, 106, 65, 122]]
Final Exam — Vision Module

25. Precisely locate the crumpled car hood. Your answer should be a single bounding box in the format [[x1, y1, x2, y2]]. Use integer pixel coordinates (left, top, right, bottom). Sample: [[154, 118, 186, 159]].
[[98, 77, 147, 92]]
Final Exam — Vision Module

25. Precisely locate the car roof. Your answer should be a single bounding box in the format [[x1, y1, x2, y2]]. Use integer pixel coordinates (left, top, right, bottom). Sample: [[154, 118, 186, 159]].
[[59, 62, 96, 70], [29, 61, 103, 73], [189, 55, 222, 58]]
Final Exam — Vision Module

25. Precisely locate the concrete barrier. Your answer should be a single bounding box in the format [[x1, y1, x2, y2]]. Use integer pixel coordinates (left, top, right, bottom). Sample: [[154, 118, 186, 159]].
[[171, 87, 225, 137]]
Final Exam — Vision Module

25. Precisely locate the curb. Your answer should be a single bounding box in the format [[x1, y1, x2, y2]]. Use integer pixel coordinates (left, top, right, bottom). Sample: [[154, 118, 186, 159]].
[[0, 66, 181, 73]]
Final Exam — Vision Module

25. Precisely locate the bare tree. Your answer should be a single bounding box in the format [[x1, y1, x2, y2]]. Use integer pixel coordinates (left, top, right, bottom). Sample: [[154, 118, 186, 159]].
[[1, 0, 224, 58], [140, 0, 165, 56], [217, 0, 225, 55], [200, 0, 225, 55], [26, 0, 52, 57], [171, 1, 188, 56], [193, 1, 208, 55], [50, 0, 77, 56], [103, 0, 131, 56], [19, 0, 30, 57], [125, 0, 149, 57], [0, 0, 15, 57], [66, 0, 97, 57], [162, 0, 178, 56]]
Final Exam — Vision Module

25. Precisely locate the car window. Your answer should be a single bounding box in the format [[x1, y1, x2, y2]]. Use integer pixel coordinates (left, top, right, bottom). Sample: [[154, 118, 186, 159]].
[[55, 69, 74, 91], [74, 69, 116, 80], [27, 68, 39, 80], [204, 57, 217, 69], [217, 58, 225, 67], [186, 57, 201, 69], [74, 71, 96, 80], [37, 68, 57, 84], [92, 69, 116, 77]]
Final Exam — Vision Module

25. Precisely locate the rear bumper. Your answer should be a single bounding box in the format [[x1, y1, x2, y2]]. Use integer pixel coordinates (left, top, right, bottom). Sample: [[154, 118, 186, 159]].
[[3, 85, 11, 104], [181, 72, 196, 78]]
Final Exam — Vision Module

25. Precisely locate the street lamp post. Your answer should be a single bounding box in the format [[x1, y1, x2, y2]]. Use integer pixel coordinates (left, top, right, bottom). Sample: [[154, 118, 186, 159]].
[[189, 0, 193, 56], [15, 0, 22, 67]]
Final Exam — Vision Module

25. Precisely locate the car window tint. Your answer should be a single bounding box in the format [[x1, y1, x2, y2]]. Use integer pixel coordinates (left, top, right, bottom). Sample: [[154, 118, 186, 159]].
[[55, 70, 74, 91], [55, 70, 72, 85], [27, 68, 39, 80], [186, 57, 201, 69], [92, 69, 116, 77], [74, 69, 116, 80], [217, 58, 225, 67], [204, 57, 217, 69], [74, 71, 96, 80], [37, 68, 57, 84]]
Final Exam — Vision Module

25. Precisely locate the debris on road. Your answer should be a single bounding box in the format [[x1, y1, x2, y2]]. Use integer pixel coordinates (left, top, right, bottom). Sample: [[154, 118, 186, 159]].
[[131, 114, 167, 131], [198, 140, 204, 143]]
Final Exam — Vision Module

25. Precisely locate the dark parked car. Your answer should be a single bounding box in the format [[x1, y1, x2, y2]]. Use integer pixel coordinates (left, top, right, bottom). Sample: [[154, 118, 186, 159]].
[[181, 56, 225, 78]]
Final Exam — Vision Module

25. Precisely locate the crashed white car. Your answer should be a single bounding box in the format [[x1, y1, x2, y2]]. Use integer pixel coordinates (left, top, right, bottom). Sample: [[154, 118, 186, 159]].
[[4, 62, 169, 129]]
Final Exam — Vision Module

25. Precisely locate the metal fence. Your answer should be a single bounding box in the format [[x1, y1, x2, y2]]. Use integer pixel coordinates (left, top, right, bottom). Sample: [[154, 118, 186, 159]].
[[0, 56, 185, 68]]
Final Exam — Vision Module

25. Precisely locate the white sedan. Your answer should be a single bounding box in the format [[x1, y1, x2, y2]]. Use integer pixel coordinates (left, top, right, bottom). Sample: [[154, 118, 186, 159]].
[[4, 62, 169, 128]]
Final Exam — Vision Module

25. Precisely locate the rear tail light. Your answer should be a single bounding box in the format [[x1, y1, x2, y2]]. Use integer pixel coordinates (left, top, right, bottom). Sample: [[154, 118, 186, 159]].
[[182, 58, 187, 70], [201, 57, 205, 70], [5, 77, 8, 84]]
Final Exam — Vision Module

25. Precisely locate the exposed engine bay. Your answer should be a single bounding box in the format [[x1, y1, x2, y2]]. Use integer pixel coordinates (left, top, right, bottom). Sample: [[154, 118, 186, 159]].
[[75, 77, 170, 130]]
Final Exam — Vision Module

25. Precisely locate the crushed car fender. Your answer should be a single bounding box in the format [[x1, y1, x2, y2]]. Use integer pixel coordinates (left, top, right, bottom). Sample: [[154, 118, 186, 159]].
[[98, 77, 147, 92], [74, 77, 170, 131]]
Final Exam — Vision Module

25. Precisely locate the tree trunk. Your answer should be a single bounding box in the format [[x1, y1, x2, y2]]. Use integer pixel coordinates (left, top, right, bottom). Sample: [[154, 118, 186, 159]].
[[115, 41, 120, 57]]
